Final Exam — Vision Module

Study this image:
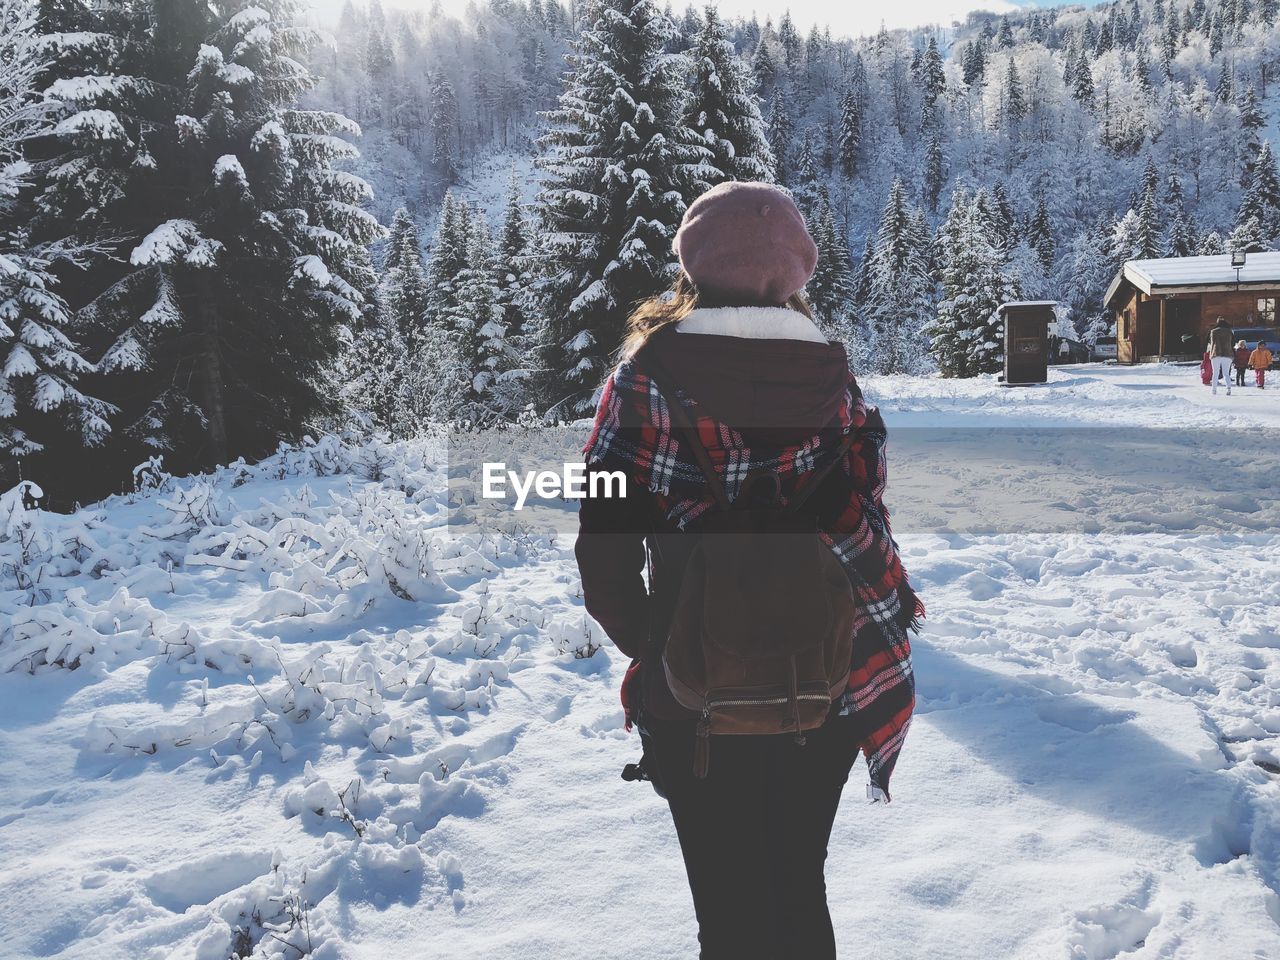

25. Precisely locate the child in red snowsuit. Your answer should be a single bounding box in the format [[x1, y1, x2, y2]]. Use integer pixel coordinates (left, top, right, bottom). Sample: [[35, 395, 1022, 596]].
[[1234, 340, 1250, 387]]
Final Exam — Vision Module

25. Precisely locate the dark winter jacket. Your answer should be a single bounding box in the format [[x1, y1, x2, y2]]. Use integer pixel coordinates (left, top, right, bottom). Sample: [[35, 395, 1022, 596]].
[[1236, 346, 1252, 369], [575, 306, 919, 799], [576, 307, 850, 669], [1207, 322, 1235, 358]]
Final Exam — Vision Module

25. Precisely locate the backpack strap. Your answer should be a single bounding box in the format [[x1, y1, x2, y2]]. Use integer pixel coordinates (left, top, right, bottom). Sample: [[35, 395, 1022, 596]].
[[640, 351, 732, 513], [786, 425, 861, 513]]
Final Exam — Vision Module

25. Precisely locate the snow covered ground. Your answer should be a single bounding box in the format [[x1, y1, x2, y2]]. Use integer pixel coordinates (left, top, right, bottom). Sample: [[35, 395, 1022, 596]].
[[2, 362, 1279, 960]]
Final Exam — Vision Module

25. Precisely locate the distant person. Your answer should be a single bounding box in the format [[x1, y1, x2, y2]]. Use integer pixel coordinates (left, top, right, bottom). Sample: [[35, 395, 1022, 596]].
[[1200, 350, 1212, 386], [1234, 339, 1250, 387], [1250, 341, 1273, 390], [1059, 339, 1071, 363], [1206, 317, 1235, 395]]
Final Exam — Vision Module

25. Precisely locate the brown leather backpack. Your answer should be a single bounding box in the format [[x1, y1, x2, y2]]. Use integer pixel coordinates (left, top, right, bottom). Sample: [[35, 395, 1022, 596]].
[[646, 359, 857, 778]]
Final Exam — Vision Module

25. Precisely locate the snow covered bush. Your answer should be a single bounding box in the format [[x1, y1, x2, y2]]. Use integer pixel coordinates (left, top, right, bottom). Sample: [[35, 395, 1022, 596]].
[[156, 481, 225, 533], [131, 455, 169, 494], [0, 433, 450, 675], [202, 881, 339, 960], [550, 614, 603, 660], [0, 479, 51, 598]]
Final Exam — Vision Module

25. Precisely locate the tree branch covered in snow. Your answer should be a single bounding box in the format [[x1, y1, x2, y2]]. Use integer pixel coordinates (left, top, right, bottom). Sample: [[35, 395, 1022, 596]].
[[0, 0, 112, 460]]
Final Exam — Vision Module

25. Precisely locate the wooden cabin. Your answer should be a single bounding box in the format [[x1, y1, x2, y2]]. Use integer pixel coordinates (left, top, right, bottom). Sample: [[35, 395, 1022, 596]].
[[1104, 252, 1280, 363]]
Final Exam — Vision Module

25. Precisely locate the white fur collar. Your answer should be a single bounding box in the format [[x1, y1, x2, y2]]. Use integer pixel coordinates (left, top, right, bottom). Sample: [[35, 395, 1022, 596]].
[[675, 306, 828, 344]]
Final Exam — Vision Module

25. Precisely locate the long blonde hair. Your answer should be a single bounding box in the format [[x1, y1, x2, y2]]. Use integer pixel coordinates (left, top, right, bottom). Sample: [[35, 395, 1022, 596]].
[[619, 272, 815, 359]]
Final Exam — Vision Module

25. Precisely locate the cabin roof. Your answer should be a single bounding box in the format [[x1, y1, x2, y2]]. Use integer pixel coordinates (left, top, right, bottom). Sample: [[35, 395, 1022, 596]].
[[1105, 252, 1280, 307], [997, 300, 1058, 311]]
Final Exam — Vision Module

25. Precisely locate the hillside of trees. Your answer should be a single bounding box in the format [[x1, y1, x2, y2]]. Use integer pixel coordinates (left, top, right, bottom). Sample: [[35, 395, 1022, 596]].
[[312, 0, 1280, 401], [3, 0, 1279, 502]]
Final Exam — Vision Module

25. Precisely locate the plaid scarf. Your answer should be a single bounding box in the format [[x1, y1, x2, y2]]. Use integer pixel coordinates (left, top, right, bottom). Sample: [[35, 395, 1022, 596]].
[[584, 357, 920, 802]]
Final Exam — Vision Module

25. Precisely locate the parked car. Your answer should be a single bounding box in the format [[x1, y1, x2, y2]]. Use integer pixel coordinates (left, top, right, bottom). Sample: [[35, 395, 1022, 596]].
[[1231, 327, 1279, 369], [1091, 335, 1117, 361]]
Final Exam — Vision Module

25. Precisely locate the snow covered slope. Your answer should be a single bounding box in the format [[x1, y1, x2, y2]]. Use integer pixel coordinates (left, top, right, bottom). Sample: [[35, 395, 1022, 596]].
[[1, 365, 1278, 959]]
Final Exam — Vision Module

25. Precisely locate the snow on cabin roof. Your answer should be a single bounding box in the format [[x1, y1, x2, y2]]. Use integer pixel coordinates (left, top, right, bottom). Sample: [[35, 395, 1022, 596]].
[[997, 301, 1058, 311], [1128, 252, 1280, 288], [1106, 252, 1280, 306]]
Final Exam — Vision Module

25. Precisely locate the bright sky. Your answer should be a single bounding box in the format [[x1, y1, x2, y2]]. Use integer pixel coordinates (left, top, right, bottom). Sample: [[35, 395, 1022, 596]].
[[307, 0, 1040, 39], [695, 0, 1018, 36]]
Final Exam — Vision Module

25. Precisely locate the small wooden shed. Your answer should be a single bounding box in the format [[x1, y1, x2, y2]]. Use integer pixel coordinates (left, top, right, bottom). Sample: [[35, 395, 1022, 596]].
[[1104, 252, 1280, 363], [998, 301, 1056, 385]]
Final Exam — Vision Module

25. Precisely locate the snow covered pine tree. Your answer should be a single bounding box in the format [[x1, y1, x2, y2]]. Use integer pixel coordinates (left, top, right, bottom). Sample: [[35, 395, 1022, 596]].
[[0, 0, 111, 482], [861, 178, 934, 375], [928, 188, 1021, 377], [31, 0, 382, 489], [684, 5, 775, 185], [344, 207, 419, 434], [533, 0, 712, 415]]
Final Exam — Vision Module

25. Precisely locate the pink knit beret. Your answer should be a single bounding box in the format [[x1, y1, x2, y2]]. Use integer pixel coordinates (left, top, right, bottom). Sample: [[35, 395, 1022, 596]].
[[673, 181, 818, 305]]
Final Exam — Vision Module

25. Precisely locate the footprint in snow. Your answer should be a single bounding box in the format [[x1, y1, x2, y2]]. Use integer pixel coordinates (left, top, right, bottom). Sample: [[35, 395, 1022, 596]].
[[1036, 698, 1136, 734], [579, 709, 627, 738], [1193, 788, 1253, 866], [144, 849, 274, 913], [543, 694, 573, 723], [467, 723, 527, 765], [958, 571, 1006, 600], [1066, 877, 1162, 960]]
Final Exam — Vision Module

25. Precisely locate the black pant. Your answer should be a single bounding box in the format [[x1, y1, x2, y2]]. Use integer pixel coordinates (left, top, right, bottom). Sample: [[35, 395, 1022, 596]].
[[642, 708, 861, 960], [1236, 365, 1247, 386]]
